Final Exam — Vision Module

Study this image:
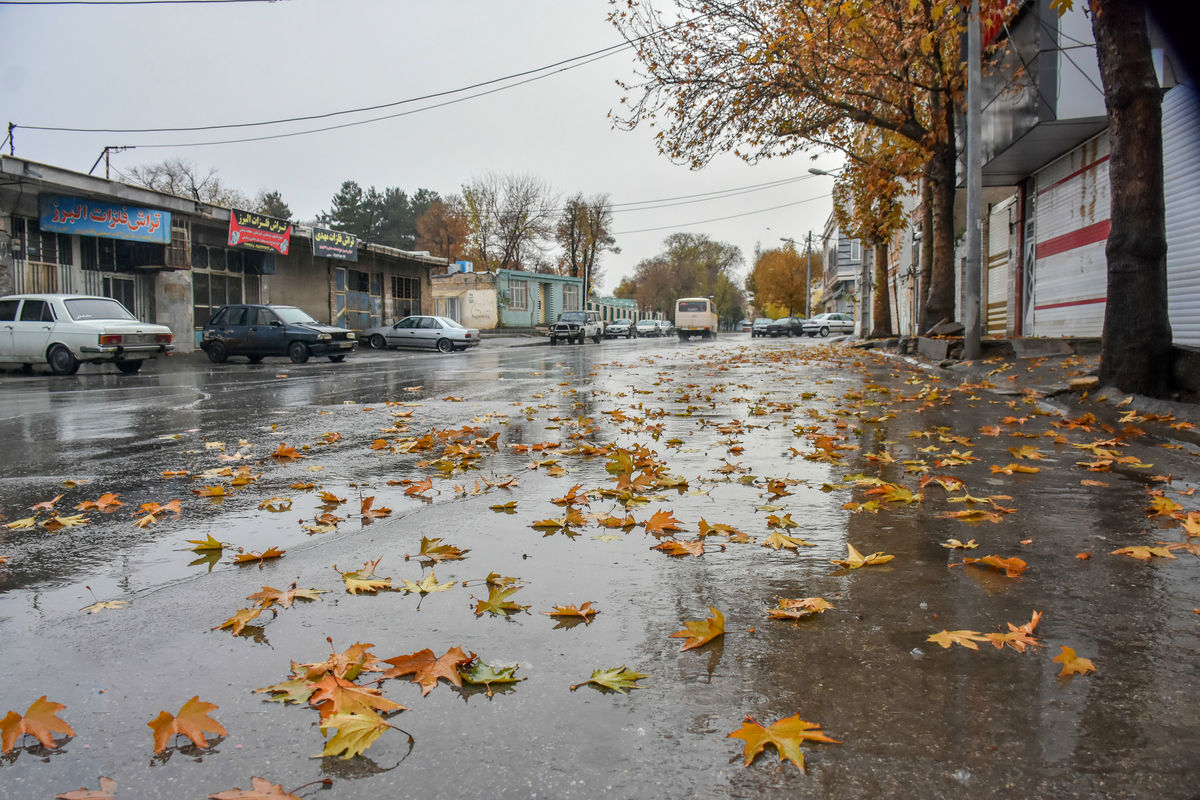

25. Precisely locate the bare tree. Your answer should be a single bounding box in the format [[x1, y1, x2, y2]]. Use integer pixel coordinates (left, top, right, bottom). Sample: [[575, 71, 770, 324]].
[[124, 158, 251, 208], [462, 173, 557, 271], [556, 193, 619, 298]]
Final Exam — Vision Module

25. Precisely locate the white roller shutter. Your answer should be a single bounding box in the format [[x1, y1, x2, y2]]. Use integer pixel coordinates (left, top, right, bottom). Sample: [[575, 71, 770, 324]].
[[1163, 84, 1200, 347], [986, 195, 1015, 337], [1031, 134, 1110, 338]]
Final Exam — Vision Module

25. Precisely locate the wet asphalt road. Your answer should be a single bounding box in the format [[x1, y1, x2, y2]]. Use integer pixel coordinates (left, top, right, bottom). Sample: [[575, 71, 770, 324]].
[[0, 336, 1197, 799]]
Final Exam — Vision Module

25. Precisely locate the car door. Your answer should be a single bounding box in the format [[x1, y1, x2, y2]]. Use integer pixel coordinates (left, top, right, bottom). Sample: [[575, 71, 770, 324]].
[[415, 316, 441, 347], [388, 317, 416, 347], [247, 307, 288, 355], [11, 298, 57, 361], [210, 305, 250, 353], [0, 298, 18, 362]]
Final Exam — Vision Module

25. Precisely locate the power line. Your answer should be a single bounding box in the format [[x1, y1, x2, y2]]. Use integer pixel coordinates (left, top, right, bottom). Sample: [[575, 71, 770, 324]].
[[14, 11, 711, 138], [612, 194, 832, 236], [611, 175, 817, 210], [1, 0, 282, 4]]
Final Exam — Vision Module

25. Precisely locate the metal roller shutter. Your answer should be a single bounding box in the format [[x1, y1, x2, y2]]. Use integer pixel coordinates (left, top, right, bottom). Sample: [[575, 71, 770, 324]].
[[1031, 134, 1110, 338], [986, 195, 1015, 337], [1163, 84, 1200, 347]]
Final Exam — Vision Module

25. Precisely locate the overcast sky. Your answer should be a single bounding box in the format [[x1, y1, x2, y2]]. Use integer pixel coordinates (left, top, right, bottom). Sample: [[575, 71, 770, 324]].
[[1, 0, 842, 292]]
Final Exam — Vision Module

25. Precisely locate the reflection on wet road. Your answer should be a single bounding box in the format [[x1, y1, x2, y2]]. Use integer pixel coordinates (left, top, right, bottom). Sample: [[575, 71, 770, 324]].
[[0, 338, 1196, 799]]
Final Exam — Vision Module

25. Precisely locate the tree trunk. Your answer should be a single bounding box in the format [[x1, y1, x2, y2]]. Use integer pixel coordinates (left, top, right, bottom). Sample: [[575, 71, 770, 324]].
[[918, 171, 934, 329], [870, 241, 893, 337], [920, 141, 958, 333], [1090, 0, 1172, 396]]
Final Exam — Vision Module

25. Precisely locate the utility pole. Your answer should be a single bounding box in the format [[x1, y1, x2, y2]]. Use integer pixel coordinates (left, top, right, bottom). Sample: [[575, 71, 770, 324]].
[[805, 231, 812, 319], [963, 0, 983, 360]]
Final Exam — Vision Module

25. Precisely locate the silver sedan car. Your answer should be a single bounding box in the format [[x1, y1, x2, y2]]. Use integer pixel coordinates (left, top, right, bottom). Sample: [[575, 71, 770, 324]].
[[363, 315, 481, 353]]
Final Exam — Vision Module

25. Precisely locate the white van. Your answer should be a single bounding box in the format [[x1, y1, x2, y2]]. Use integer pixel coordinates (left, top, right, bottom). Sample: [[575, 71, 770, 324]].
[[674, 297, 718, 340]]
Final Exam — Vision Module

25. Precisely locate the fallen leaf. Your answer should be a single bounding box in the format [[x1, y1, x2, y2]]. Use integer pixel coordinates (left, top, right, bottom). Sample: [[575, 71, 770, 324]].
[[830, 543, 894, 569], [314, 711, 390, 760], [1111, 545, 1176, 561], [459, 660, 524, 696], [926, 629, 989, 650], [381, 646, 473, 695], [765, 597, 834, 620], [940, 538, 979, 549], [147, 696, 227, 753], [1, 696, 75, 753], [473, 584, 528, 616], [232, 547, 285, 566], [569, 666, 649, 693], [207, 775, 302, 800], [960, 554, 1027, 578], [761, 531, 814, 550], [55, 776, 117, 800], [670, 606, 725, 651], [399, 572, 456, 595], [543, 601, 598, 619], [336, 559, 395, 594], [727, 713, 840, 772], [1053, 645, 1096, 677], [213, 607, 263, 635]]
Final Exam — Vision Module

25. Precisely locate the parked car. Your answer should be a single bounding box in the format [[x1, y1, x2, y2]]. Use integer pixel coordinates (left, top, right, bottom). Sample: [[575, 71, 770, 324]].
[[750, 317, 773, 338], [739, 319, 752, 332], [604, 318, 637, 339], [363, 315, 480, 353], [767, 316, 805, 337], [635, 319, 661, 337], [550, 310, 603, 345], [803, 312, 855, 337], [656, 319, 675, 336], [201, 304, 357, 364], [0, 293, 173, 375]]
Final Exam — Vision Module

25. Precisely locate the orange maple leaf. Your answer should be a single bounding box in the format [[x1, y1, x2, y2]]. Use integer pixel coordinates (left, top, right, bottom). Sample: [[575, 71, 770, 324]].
[[403, 477, 434, 498], [644, 509, 685, 535], [960, 554, 1027, 578], [207, 776, 301, 800], [727, 713, 840, 772], [1053, 645, 1096, 677], [271, 443, 305, 460], [543, 601, 599, 619], [53, 775, 117, 800], [147, 696, 227, 753], [1, 696, 75, 753], [232, 547, 285, 566], [669, 606, 725, 651], [307, 673, 406, 722], [74, 493, 123, 512], [652, 538, 708, 557], [381, 647, 474, 696], [360, 496, 392, 519]]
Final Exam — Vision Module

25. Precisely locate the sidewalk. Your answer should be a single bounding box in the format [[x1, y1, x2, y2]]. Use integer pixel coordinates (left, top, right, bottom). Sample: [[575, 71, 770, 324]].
[[863, 337, 1200, 449]]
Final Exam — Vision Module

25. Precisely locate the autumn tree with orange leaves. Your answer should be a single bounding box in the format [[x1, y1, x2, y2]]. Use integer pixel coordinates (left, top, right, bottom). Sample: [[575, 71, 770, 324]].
[[832, 129, 926, 337], [609, 0, 1000, 332]]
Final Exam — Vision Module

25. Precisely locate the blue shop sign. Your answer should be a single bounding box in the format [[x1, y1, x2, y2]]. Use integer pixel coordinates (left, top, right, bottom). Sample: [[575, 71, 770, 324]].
[[39, 194, 171, 244]]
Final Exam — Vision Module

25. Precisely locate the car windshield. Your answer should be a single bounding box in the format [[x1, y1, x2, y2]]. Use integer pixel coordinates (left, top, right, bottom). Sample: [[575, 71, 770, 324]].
[[64, 298, 137, 322], [613, 319, 632, 325], [559, 312, 586, 322], [754, 318, 771, 324], [678, 301, 708, 312], [273, 307, 319, 325]]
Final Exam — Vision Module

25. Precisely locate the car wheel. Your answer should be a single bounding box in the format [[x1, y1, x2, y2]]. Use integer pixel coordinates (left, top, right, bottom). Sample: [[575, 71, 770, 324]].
[[819, 326, 830, 338], [575, 333, 584, 345], [247, 355, 264, 364], [550, 337, 558, 346], [329, 354, 347, 362], [206, 341, 228, 363], [115, 360, 143, 374], [288, 341, 310, 363], [369, 334, 387, 350], [47, 345, 80, 376], [436, 337, 454, 353], [591, 334, 601, 344]]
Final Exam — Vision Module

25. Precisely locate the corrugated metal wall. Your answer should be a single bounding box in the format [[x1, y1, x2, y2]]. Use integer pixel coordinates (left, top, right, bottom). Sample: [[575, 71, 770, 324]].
[[1031, 133, 1110, 337], [1164, 84, 1200, 348], [985, 195, 1015, 336]]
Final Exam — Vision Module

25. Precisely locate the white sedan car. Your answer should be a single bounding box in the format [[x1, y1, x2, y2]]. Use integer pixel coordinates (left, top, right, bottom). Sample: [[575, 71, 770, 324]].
[[363, 315, 481, 353], [802, 312, 856, 337], [0, 293, 174, 375]]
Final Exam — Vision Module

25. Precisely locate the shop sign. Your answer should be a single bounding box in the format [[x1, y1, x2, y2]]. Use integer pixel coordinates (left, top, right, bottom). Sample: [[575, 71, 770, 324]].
[[228, 209, 292, 255], [39, 194, 171, 244], [312, 226, 358, 262]]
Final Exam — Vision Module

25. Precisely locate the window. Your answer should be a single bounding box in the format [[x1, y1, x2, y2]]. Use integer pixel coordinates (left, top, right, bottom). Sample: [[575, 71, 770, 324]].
[[677, 300, 710, 312], [20, 299, 53, 322], [437, 296, 460, 322], [191, 244, 262, 328], [392, 276, 420, 319], [509, 280, 529, 311], [395, 317, 417, 329], [418, 317, 439, 329], [0, 300, 17, 321], [102, 275, 135, 313], [225, 307, 247, 326], [253, 308, 277, 326], [562, 284, 580, 311], [849, 239, 861, 261]]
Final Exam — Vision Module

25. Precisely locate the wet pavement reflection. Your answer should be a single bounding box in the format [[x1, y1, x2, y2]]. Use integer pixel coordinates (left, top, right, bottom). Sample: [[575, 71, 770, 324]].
[[0, 338, 1196, 799]]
